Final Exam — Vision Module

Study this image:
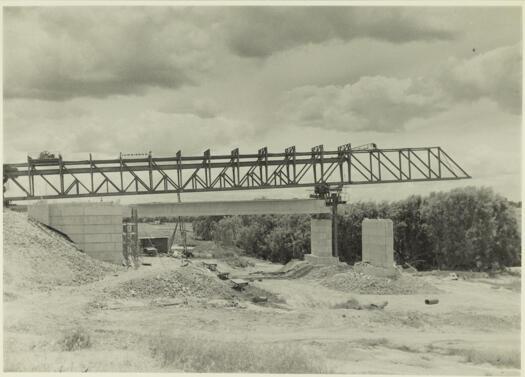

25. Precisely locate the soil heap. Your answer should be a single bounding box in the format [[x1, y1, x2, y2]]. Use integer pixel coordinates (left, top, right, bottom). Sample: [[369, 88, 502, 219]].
[[3, 209, 118, 297], [108, 266, 238, 300], [284, 260, 441, 295]]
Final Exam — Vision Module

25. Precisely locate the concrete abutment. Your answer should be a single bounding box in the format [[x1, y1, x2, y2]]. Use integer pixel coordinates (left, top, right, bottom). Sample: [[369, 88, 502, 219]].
[[28, 202, 127, 264]]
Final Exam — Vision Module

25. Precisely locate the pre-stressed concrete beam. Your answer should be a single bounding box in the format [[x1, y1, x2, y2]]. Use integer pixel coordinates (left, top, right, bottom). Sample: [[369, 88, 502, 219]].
[[132, 199, 330, 217]]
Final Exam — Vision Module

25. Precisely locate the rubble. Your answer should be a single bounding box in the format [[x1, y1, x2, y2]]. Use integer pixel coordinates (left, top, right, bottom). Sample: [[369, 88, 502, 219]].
[[295, 261, 440, 295], [321, 269, 441, 295]]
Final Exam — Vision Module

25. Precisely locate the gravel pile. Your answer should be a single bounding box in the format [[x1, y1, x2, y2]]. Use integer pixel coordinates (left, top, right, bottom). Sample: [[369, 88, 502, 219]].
[[302, 262, 440, 295], [108, 266, 237, 300], [305, 264, 351, 280], [3, 210, 118, 294], [321, 271, 441, 295]]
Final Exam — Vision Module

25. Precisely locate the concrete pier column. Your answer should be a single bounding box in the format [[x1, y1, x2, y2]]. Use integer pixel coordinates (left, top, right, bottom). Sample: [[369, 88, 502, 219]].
[[305, 218, 339, 265], [361, 218, 394, 270]]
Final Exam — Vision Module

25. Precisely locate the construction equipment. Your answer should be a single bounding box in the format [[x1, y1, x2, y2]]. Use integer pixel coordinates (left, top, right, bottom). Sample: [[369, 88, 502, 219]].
[[310, 182, 346, 258], [231, 279, 249, 291], [143, 246, 158, 257]]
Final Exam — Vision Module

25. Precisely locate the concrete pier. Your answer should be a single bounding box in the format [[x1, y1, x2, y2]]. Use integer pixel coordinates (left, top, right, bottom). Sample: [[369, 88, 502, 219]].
[[362, 218, 394, 271], [305, 218, 339, 265]]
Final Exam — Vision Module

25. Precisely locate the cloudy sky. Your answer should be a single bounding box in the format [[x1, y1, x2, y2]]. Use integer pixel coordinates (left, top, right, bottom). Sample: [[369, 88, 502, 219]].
[[3, 6, 522, 204]]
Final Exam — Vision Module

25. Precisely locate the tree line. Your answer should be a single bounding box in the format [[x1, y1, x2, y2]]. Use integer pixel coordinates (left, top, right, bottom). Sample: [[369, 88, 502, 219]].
[[192, 186, 521, 271]]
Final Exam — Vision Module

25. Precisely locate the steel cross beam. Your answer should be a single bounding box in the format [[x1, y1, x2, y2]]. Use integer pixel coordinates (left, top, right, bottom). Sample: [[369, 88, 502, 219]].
[[2, 145, 471, 201]]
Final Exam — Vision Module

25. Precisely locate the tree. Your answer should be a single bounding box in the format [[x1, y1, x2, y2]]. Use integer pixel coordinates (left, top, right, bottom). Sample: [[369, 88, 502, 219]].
[[192, 216, 223, 240], [388, 195, 432, 269], [421, 187, 520, 270]]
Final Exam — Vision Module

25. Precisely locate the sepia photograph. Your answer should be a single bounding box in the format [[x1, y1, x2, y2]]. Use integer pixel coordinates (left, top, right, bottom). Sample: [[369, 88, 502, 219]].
[[2, 3, 522, 374]]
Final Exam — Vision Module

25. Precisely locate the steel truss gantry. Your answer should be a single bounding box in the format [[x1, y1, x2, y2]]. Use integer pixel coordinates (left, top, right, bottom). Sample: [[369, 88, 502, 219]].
[[2, 144, 470, 201]]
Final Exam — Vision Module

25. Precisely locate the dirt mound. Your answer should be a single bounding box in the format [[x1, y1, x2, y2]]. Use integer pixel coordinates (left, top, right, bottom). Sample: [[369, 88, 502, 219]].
[[278, 261, 315, 279], [302, 262, 439, 295], [3, 210, 118, 296], [321, 270, 440, 295], [107, 266, 237, 300], [305, 264, 352, 279]]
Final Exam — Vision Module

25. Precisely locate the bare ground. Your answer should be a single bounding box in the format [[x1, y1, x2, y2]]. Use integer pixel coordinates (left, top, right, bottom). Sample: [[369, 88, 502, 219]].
[[3, 212, 521, 374]]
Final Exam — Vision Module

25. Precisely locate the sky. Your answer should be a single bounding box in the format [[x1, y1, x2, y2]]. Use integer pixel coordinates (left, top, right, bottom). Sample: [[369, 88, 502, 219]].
[[2, 5, 522, 204]]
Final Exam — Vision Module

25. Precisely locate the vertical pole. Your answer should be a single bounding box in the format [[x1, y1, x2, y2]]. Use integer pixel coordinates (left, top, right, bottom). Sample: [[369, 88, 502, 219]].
[[119, 153, 124, 192], [59, 154, 64, 195], [176, 150, 182, 192], [264, 149, 268, 185], [132, 207, 139, 268], [27, 156, 34, 197], [204, 149, 211, 188], [320, 145, 324, 181], [332, 195, 338, 258], [258, 149, 263, 185], [312, 147, 317, 183], [427, 149, 432, 178], [148, 151, 153, 191], [339, 151, 344, 183], [285, 148, 289, 183], [398, 151, 402, 180], [90, 153, 94, 193], [348, 150, 352, 183], [231, 148, 239, 187], [122, 220, 128, 265], [369, 151, 373, 181], [292, 147, 296, 183], [377, 151, 382, 181], [408, 149, 412, 179], [437, 147, 442, 177], [236, 151, 240, 187]]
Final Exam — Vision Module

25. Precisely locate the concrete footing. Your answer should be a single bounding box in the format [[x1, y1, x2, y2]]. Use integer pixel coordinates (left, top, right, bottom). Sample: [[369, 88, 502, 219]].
[[304, 254, 340, 265]]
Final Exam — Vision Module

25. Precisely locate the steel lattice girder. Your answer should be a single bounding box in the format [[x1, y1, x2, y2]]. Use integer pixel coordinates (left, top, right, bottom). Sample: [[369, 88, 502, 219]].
[[2, 145, 470, 201]]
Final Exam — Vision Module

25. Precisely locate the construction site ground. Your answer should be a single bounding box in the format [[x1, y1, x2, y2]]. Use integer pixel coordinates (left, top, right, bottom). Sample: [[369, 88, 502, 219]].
[[3, 210, 521, 374]]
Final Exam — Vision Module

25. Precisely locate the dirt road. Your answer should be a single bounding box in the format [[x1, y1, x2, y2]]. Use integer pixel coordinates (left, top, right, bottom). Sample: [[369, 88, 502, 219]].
[[4, 253, 521, 374]]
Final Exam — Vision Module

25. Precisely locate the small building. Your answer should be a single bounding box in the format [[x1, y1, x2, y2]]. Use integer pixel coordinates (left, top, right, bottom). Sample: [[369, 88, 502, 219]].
[[139, 237, 169, 253]]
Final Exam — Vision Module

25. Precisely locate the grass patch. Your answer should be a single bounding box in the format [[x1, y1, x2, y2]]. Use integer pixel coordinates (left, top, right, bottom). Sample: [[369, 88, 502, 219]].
[[458, 348, 520, 368], [242, 285, 287, 306], [150, 334, 328, 373], [59, 326, 91, 351], [426, 344, 520, 369], [332, 298, 362, 310], [225, 255, 255, 269], [352, 338, 420, 353], [357, 337, 390, 348], [332, 298, 388, 310]]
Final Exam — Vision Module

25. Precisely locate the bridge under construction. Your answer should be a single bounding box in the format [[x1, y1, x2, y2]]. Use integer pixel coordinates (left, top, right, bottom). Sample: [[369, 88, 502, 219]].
[[3, 143, 470, 202]]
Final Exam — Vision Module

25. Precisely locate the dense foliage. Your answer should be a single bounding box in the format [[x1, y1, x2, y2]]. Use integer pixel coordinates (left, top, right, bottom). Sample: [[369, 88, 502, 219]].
[[192, 187, 521, 270]]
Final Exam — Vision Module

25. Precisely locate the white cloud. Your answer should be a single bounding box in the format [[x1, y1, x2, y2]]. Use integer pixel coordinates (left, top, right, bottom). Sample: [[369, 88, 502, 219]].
[[280, 43, 521, 133], [280, 76, 444, 132], [441, 43, 522, 114]]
